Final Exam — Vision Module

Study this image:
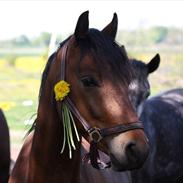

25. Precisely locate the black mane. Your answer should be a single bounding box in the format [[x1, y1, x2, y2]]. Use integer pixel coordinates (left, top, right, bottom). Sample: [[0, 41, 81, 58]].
[[76, 29, 133, 84]]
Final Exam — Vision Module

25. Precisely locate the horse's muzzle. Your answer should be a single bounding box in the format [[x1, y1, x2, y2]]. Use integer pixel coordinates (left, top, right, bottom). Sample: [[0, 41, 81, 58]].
[[107, 130, 149, 171]]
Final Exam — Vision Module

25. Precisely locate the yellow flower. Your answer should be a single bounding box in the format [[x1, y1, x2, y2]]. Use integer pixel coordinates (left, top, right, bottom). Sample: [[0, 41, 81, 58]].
[[54, 80, 70, 101], [0, 102, 15, 111]]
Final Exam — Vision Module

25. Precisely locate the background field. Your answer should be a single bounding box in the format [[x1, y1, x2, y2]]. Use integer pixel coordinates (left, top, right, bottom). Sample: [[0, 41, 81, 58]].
[[0, 29, 183, 160]]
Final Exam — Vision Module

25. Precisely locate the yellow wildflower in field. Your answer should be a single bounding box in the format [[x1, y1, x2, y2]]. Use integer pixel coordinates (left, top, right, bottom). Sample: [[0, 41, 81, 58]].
[[0, 59, 6, 69], [0, 102, 15, 111], [15, 56, 45, 72], [54, 80, 70, 101]]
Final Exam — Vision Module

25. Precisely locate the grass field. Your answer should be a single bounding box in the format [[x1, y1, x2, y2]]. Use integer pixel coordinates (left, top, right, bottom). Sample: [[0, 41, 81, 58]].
[[0, 48, 182, 160], [0, 61, 41, 130], [0, 55, 44, 159]]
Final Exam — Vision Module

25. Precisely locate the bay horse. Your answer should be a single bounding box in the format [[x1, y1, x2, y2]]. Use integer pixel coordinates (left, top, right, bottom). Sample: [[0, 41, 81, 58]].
[[131, 88, 183, 183], [80, 53, 160, 183], [9, 11, 149, 183], [0, 109, 10, 183]]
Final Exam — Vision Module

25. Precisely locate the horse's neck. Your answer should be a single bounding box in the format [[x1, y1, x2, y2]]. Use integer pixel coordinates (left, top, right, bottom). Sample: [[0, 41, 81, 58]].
[[28, 94, 81, 183]]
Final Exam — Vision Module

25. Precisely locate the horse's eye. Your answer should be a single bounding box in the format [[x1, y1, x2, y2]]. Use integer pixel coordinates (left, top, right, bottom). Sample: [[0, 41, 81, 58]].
[[81, 76, 99, 87]]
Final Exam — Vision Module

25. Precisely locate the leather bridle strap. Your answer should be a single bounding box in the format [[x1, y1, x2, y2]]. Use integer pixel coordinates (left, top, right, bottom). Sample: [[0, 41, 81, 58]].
[[88, 122, 144, 143], [87, 122, 143, 169], [101, 122, 144, 137], [59, 41, 144, 169], [65, 97, 90, 130], [60, 42, 92, 131]]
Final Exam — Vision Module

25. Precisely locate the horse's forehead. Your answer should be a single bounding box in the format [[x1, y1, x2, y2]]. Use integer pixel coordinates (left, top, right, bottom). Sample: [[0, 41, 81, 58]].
[[79, 54, 97, 70], [132, 66, 148, 85], [135, 65, 148, 75], [78, 53, 114, 76], [129, 79, 139, 90]]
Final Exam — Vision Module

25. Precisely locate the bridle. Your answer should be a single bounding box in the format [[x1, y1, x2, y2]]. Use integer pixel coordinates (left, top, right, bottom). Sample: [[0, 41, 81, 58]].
[[58, 39, 144, 169]]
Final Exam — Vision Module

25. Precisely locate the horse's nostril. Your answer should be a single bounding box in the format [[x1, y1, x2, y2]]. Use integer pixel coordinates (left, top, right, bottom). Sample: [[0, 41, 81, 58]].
[[125, 142, 138, 163]]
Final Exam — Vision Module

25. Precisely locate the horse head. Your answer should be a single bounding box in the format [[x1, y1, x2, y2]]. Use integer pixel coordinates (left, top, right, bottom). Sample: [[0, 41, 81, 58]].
[[129, 54, 160, 112], [40, 11, 149, 172]]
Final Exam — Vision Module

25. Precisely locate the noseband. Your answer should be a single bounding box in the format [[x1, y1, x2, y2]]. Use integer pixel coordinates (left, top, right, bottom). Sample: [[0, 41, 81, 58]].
[[59, 40, 144, 169]]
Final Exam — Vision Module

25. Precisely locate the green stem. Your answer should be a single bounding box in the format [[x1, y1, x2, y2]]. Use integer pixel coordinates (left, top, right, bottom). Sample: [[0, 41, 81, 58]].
[[65, 105, 76, 150], [61, 106, 66, 154], [63, 104, 72, 159], [68, 109, 80, 142], [60, 103, 80, 159]]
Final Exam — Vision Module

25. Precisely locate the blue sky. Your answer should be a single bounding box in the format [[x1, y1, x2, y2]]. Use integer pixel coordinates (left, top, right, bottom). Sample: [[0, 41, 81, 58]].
[[0, 1, 183, 40]]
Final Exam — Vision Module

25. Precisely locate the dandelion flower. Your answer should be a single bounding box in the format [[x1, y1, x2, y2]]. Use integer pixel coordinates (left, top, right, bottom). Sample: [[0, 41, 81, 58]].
[[54, 80, 70, 101]]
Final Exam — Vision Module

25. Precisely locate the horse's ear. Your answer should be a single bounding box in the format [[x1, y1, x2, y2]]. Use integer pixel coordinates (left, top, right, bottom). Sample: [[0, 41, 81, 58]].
[[147, 53, 160, 73], [74, 11, 89, 40], [102, 13, 118, 40]]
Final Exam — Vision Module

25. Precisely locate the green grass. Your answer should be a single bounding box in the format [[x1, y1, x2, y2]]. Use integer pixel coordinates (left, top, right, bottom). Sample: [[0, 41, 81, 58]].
[[0, 62, 41, 133]]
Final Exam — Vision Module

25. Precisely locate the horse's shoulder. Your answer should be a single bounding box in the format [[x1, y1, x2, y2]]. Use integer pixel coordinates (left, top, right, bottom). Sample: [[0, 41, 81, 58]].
[[9, 133, 33, 183]]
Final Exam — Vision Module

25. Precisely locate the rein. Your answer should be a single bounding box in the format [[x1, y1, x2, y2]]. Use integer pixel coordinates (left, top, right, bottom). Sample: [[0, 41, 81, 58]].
[[58, 40, 144, 169]]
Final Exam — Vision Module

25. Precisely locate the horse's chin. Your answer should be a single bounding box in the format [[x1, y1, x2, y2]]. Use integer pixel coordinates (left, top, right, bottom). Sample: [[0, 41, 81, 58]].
[[110, 153, 146, 172], [111, 162, 145, 172]]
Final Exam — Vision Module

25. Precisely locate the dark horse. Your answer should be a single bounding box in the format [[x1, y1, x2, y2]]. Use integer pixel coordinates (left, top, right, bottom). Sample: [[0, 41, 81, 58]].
[[0, 109, 10, 183], [129, 53, 160, 113], [9, 11, 149, 183], [80, 53, 160, 183], [131, 88, 183, 183]]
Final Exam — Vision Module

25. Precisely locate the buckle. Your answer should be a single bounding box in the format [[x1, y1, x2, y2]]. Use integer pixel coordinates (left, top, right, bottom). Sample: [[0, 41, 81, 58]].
[[88, 127, 102, 143]]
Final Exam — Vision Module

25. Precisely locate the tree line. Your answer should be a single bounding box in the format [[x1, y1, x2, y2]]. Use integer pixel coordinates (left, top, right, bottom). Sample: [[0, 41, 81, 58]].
[[0, 26, 183, 48]]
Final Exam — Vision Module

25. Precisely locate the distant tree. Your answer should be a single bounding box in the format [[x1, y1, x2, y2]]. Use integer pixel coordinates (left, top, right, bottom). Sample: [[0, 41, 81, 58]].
[[56, 34, 62, 45], [32, 32, 51, 47], [165, 28, 183, 44], [117, 26, 169, 47], [148, 26, 168, 43], [12, 35, 31, 47]]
